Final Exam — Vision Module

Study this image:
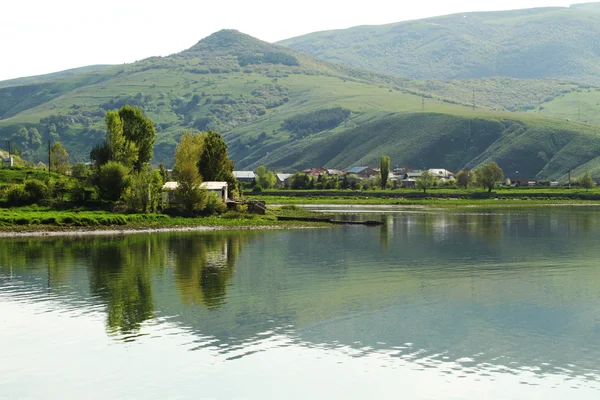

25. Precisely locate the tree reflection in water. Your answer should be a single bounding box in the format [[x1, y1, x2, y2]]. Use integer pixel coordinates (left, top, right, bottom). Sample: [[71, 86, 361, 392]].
[[172, 234, 245, 310]]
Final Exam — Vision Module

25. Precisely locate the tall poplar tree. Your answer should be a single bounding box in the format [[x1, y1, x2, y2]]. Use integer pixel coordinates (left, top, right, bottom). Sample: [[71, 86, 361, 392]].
[[380, 155, 390, 189]]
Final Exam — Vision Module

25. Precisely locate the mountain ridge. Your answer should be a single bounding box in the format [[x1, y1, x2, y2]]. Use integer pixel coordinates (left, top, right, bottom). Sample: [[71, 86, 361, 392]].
[[1, 29, 600, 179], [278, 3, 600, 83]]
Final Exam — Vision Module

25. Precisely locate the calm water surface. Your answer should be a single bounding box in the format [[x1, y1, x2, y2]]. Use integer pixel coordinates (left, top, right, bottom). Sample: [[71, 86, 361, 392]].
[[2, 207, 600, 399]]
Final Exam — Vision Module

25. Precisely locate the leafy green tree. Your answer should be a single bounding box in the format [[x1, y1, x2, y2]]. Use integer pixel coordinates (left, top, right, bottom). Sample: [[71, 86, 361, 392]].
[[175, 163, 206, 213], [580, 171, 594, 191], [24, 179, 49, 202], [174, 131, 206, 213], [256, 165, 276, 189], [174, 131, 204, 174], [474, 162, 504, 193], [290, 173, 311, 190], [123, 169, 164, 213], [16, 128, 30, 152], [28, 127, 42, 150], [158, 163, 169, 183], [91, 106, 155, 173], [90, 142, 111, 170], [197, 130, 235, 190], [98, 161, 129, 201], [71, 162, 91, 179], [105, 110, 138, 169], [118, 105, 156, 172], [456, 168, 474, 188], [49, 142, 69, 174], [416, 170, 436, 193], [380, 155, 390, 189]]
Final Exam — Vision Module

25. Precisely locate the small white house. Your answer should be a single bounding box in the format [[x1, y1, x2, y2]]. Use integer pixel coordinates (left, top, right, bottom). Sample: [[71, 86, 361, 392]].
[[161, 181, 228, 204], [1, 157, 14, 167]]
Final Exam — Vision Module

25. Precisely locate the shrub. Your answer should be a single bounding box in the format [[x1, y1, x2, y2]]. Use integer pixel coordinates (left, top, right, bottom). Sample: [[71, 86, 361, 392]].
[[204, 191, 227, 214], [70, 182, 87, 203], [6, 185, 30, 207], [252, 184, 263, 193], [98, 161, 129, 201], [24, 179, 49, 201]]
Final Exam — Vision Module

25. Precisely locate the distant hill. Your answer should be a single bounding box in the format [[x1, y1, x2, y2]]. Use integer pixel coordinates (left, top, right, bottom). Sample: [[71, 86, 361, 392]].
[[279, 3, 600, 83], [0, 65, 114, 89], [1, 29, 600, 179]]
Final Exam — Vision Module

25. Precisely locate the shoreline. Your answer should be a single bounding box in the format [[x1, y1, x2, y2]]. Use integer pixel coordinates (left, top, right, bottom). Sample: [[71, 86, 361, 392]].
[[0, 224, 318, 238]]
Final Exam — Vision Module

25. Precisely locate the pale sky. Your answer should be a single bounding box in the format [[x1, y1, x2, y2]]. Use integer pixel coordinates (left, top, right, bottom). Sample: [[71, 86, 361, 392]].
[[0, 0, 594, 81]]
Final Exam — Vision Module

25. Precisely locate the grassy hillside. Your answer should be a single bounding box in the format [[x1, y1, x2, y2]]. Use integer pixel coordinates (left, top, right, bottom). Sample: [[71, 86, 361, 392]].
[[278, 4, 600, 83], [1, 29, 600, 179], [0, 65, 114, 89], [241, 112, 600, 179]]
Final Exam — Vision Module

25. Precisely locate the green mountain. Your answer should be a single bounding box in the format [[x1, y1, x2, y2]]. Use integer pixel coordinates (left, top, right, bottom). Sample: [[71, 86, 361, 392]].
[[1, 29, 600, 179], [278, 3, 600, 83]]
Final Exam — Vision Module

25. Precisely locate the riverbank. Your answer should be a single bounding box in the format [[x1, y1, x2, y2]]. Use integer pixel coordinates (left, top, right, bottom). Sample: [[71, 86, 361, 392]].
[[256, 195, 598, 207], [0, 205, 333, 237]]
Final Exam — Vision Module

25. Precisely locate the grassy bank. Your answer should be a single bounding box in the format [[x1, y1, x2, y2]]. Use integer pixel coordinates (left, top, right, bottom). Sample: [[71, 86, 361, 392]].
[[0, 205, 329, 233], [253, 195, 597, 207]]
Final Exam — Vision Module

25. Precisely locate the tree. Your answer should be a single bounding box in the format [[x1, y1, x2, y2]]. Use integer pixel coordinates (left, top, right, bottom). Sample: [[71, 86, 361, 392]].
[[197, 130, 235, 191], [174, 131, 206, 213], [580, 171, 594, 191], [105, 110, 138, 169], [474, 162, 504, 193], [175, 163, 206, 213], [71, 162, 91, 179], [256, 165, 276, 189], [28, 127, 42, 150], [49, 142, 69, 174], [174, 131, 204, 173], [380, 155, 390, 190], [118, 105, 156, 172], [456, 168, 474, 189], [290, 173, 311, 190], [98, 161, 129, 201], [416, 171, 436, 193], [123, 168, 164, 213], [91, 106, 156, 172]]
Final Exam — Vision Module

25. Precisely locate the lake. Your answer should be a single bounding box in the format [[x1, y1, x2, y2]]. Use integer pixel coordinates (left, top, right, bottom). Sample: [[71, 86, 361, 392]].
[[2, 206, 600, 399]]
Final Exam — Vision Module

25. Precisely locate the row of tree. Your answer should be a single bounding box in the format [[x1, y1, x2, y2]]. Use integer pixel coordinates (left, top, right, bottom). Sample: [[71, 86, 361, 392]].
[[3, 105, 238, 214]]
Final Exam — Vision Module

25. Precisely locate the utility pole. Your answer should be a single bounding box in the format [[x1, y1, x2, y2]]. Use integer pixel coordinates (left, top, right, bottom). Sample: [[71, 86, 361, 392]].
[[578, 101, 581, 122], [6, 140, 10, 158], [472, 90, 476, 111], [568, 167, 571, 189], [421, 96, 425, 113], [48, 139, 51, 172]]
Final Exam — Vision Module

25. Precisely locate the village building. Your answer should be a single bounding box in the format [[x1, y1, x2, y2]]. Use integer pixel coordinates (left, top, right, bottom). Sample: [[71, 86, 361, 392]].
[[233, 171, 256, 184], [161, 181, 228, 204], [276, 173, 293, 186], [428, 169, 455, 180], [509, 177, 537, 186], [1, 157, 14, 167], [325, 169, 345, 176], [346, 166, 378, 178], [400, 178, 417, 188], [302, 168, 327, 176]]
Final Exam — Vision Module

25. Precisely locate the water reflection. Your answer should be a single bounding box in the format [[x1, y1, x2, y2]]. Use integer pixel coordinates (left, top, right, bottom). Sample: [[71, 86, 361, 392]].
[[3, 208, 600, 397], [172, 234, 244, 309], [88, 237, 158, 334], [0, 232, 249, 335]]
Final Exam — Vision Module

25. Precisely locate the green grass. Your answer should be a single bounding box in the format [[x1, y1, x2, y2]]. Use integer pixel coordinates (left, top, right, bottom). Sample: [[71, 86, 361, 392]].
[[0, 205, 330, 232]]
